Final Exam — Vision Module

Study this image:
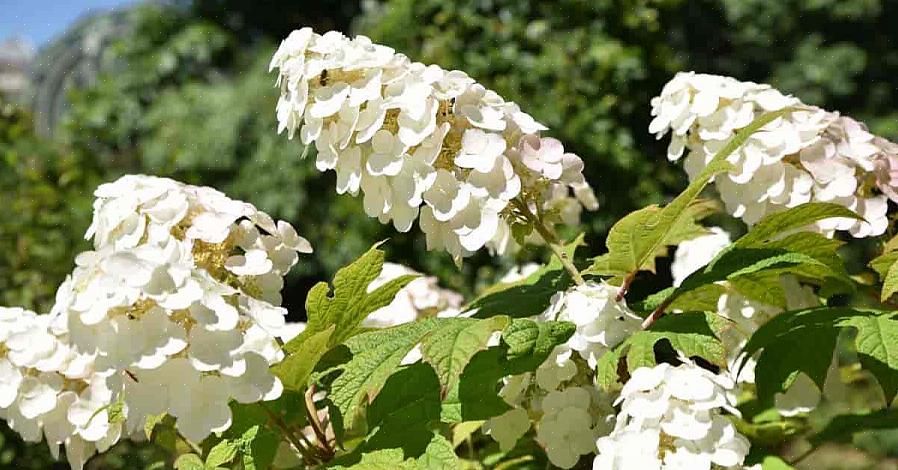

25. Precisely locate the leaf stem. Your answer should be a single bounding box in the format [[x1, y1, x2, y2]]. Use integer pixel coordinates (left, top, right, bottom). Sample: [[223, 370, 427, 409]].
[[641, 296, 673, 330], [513, 199, 585, 286], [616, 272, 635, 301], [305, 385, 334, 458], [260, 402, 322, 465]]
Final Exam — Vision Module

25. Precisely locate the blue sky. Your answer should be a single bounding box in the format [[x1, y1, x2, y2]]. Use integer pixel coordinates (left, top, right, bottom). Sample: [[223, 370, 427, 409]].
[[0, 0, 137, 46]]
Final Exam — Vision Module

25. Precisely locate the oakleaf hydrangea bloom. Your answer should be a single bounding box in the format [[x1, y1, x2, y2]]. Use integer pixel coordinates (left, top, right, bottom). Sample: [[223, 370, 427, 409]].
[[539, 281, 642, 369], [362, 262, 463, 328], [651, 72, 898, 237], [483, 370, 615, 469], [0, 307, 113, 470], [0, 175, 312, 469], [594, 360, 750, 470], [270, 28, 597, 260]]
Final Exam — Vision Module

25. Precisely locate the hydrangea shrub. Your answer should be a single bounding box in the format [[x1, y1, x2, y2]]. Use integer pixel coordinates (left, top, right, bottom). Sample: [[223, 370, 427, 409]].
[[4, 28, 898, 470]]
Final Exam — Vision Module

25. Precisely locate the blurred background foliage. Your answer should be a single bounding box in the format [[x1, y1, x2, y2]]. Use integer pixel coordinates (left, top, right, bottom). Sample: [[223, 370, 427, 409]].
[[3, 0, 898, 467]]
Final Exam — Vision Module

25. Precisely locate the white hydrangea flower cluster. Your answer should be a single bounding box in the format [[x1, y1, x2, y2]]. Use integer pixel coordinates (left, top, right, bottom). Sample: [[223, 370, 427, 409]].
[[362, 262, 463, 328], [670, 228, 825, 416], [539, 281, 642, 369], [1, 175, 312, 468], [0, 307, 106, 470], [593, 360, 750, 470], [482, 360, 615, 469], [270, 28, 597, 260], [650, 72, 898, 237]]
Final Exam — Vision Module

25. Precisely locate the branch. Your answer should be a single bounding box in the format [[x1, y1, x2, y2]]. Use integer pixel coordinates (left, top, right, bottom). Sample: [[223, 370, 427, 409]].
[[513, 199, 585, 286]]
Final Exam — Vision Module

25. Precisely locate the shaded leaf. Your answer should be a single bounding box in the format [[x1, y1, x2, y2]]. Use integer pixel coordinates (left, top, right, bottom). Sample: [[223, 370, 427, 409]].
[[735, 203, 863, 247], [743, 307, 898, 405]]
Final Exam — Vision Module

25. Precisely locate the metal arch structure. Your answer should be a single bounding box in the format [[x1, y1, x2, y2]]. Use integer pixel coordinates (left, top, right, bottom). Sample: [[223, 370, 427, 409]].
[[29, 8, 135, 137]]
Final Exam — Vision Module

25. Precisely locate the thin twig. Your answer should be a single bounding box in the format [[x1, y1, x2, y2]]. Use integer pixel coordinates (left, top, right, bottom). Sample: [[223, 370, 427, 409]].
[[513, 199, 585, 286], [260, 402, 321, 465], [305, 385, 334, 457], [641, 297, 673, 330], [616, 272, 635, 301]]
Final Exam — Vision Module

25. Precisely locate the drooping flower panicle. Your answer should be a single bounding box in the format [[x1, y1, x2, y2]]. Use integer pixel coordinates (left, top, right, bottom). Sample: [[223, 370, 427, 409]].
[[651, 72, 897, 237], [270, 28, 597, 260]]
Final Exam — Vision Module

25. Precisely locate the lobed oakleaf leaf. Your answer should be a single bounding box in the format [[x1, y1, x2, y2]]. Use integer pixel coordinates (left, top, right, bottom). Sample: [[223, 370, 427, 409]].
[[328, 449, 417, 469], [870, 236, 898, 301], [329, 319, 442, 431], [272, 325, 335, 390], [328, 317, 511, 433], [287, 243, 417, 351], [174, 454, 207, 470]]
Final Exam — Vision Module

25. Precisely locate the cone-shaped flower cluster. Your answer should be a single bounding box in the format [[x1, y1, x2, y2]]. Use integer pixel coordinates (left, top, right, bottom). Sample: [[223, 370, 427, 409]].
[[0, 175, 311, 468], [593, 360, 750, 470], [270, 28, 597, 260], [651, 72, 898, 237]]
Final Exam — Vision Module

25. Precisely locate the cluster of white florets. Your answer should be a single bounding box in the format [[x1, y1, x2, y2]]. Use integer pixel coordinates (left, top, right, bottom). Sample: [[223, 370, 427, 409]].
[[670, 228, 825, 416], [651, 72, 898, 237], [593, 360, 750, 470], [362, 262, 463, 328], [0, 307, 105, 470], [270, 28, 597, 260], [539, 281, 642, 369], [483, 355, 615, 469], [0, 175, 311, 468]]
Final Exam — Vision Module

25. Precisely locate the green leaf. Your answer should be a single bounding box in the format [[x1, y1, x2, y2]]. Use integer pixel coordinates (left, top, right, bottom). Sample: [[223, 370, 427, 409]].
[[442, 319, 575, 422], [174, 454, 206, 470], [809, 408, 898, 446], [583, 198, 719, 278], [205, 439, 239, 468], [597, 312, 725, 390], [362, 364, 443, 456], [144, 413, 166, 440], [272, 325, 335, 390], [222, 404, 281, 470], [585, 110, 788, 280], [735, 202, 864, 247], [420, 316, 510, 392], [329, 319, 441, 433], [653, 244, 843, 316], [466, 234, 583, 318], [329, 449, 417, 469], [289, 243, 417, 350], [678, 248, 828, 294], [871, 251, 898, 301], [743, 307, 898, 405], [759, 456, 794, 470], [416, 433, 458, 470]]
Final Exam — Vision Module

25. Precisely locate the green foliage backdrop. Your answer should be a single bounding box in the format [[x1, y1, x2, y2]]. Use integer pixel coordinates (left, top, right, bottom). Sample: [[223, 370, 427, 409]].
[[3, 0, 898, 466]]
